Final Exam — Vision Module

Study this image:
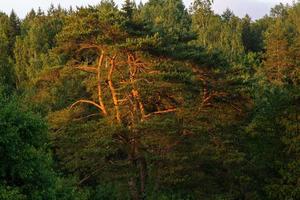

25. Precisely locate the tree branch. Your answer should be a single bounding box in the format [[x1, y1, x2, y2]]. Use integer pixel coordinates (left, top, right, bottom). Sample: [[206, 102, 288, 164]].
[[70, 99, 105, 114], [75, 66, 97, 73], [97, 52, 108, 115], [144, 108, 177, 119], [108, 56, 121, 123]]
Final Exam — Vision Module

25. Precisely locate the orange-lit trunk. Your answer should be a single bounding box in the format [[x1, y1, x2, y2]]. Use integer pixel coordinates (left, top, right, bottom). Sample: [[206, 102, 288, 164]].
[[97, 52, 108, 115], [108, 56, 121, 123]]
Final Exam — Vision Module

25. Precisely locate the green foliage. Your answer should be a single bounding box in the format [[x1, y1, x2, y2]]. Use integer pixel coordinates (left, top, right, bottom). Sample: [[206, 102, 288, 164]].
[[122, 0, 136, 20], [0, 12, 16, 94], [0, 95, 56, 199], [191, 6, 245, 64], [139, 0, 191, 42], [0, 185, 26, 200], [244, 85, 300, 199], [14, 8, 65, 87], [0, 92, 86, 199]]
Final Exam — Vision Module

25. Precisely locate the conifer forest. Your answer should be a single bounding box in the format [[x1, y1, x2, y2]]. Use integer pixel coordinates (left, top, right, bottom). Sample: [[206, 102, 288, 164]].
[[0, 0, 299, 199]]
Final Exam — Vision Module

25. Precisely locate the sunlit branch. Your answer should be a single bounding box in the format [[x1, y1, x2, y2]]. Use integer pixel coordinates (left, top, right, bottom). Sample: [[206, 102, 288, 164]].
[[70, 99, 105, 114], [75, 66, 97, 73], [144, 108, 177, 119]]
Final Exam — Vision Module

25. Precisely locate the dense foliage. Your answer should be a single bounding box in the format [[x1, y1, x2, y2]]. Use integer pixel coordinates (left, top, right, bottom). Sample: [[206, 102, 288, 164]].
[[0, 0, 299, 199]]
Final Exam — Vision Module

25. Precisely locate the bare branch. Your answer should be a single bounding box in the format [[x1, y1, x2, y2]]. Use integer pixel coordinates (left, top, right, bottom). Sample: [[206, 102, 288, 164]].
[[78, 166, 104, 185], [73, 113, 101, 121], [144, 108, 177, 119], [75, 66, 97, 73], [128, 54, 146, 119], [108, 56, 121, 123], [97, 52, 108, 115], [70, 99, 104, 113]]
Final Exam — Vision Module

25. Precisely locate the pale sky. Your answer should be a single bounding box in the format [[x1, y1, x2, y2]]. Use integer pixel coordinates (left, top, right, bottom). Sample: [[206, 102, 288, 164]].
[[0, 0, 296, 20]]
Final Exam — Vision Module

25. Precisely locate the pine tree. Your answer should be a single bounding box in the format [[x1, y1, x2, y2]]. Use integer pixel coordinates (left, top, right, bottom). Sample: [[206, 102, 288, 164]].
[[122, 0, 135, 19], [8, 10, 20, 56], [0, 12, 16, 93], [26, 9, 36, 20], [221, 8, 234, 22], [140, 0, 191, 43], [263, 19, 293, 85], [241, 15, 253, 52], [191, 0, 214, 46], [290, 35, 300, 85]]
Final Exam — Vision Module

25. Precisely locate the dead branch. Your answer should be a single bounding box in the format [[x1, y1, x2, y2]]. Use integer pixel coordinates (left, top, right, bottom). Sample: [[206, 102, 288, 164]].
[[78, 166, 104, 185], [73, 113, 101, 121], [97, 52, 108, 115], [144, 108, 177, 119], [108, 55, 121, 123], [230, 103, 243, 113], [75, 66, 97, 73], [70, 99, 104, 112], [128, 54, 146, 120]]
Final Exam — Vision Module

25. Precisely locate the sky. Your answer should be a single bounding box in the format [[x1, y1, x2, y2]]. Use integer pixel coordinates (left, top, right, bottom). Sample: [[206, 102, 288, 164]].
[[0, 0, 296, 20]]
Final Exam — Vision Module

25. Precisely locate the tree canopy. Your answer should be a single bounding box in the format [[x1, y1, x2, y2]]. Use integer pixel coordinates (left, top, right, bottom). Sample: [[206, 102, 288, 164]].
[[0, 0, 299, 199]]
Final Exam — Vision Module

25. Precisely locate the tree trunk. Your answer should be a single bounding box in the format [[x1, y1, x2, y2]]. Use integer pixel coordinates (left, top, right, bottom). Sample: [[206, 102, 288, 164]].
[[128, 177, 140, 200], [108, 56, 121, 123], [128, 54, 146, 120], [138, 156, 147, 200], [97, 52, 108, 115]]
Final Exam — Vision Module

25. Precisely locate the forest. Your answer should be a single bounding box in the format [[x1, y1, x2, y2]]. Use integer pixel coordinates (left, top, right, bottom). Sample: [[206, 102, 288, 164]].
[[0, 0, 299, 199]]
